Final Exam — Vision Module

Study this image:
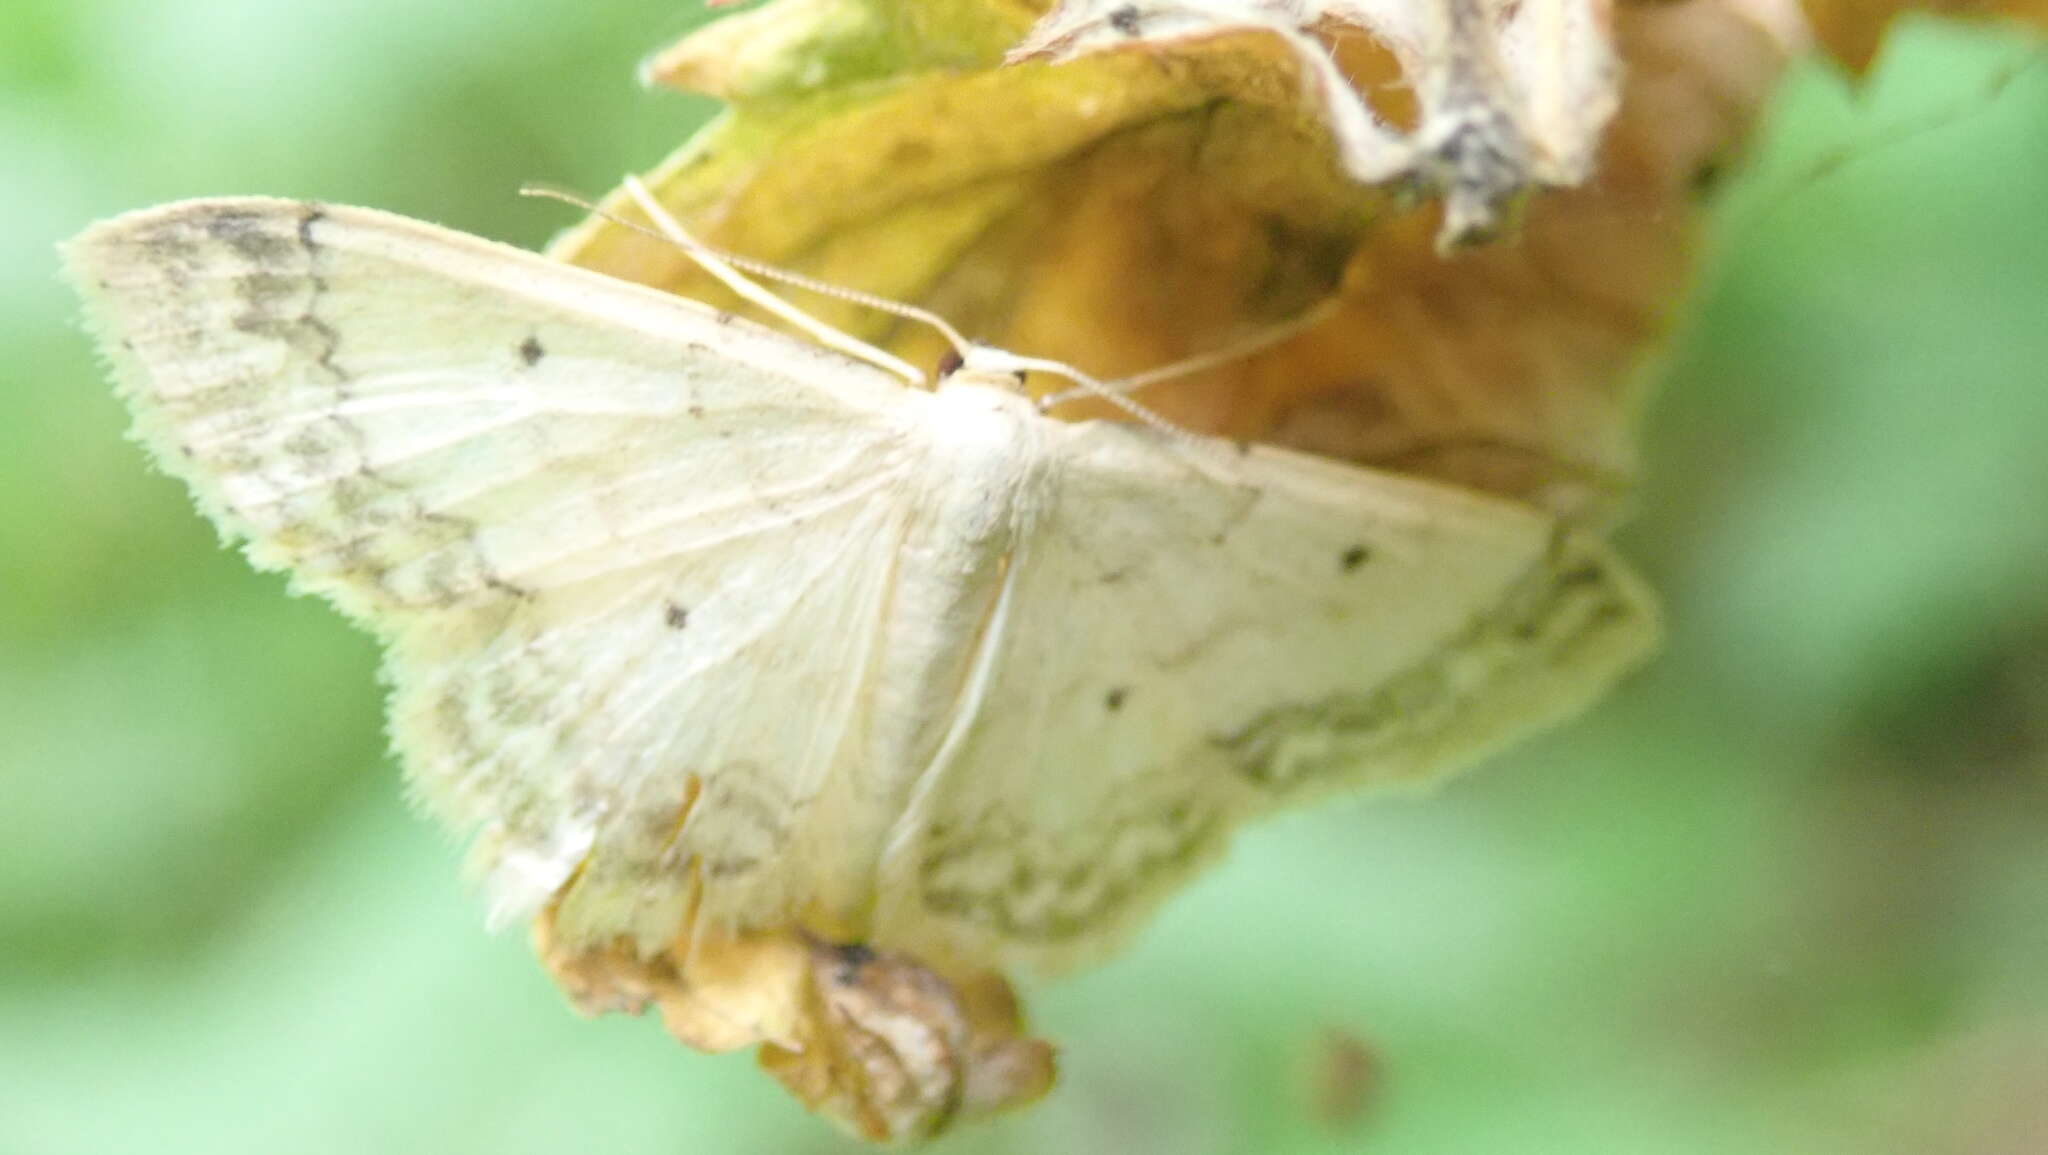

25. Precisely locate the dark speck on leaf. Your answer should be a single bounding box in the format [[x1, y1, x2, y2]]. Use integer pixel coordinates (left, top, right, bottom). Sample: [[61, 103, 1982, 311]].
[[1105, 687, 1128, 711], [831, 942, 876, 983], [1341, 546, 1371, 572], [1691, 158, 1728, 197]]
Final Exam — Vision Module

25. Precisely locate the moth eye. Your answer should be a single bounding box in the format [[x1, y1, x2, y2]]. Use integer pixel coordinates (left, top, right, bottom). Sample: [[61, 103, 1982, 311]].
[[936, 349, 965, 378]]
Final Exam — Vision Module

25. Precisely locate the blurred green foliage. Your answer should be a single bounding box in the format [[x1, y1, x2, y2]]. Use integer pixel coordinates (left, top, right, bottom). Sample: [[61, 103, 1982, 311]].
[[3, 4, 2045, 1152]]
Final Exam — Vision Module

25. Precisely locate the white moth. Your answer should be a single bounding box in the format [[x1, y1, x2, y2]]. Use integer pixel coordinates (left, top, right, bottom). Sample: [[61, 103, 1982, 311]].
[[63, 198, 1657, 974]]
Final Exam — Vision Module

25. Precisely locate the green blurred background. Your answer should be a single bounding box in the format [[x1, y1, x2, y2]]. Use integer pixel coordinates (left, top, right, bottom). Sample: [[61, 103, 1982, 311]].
[[4, 3, 2046, 1152]]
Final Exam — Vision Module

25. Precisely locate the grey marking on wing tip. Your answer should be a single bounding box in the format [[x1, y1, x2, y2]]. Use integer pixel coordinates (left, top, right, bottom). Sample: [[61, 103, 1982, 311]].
[[222, 204, 343, 382], [208, 207, 297, 265], [295, 203, 326, 247], [663, 602, 689, 630], [139, 222, 201, 292], [199, 200, 533, 610]]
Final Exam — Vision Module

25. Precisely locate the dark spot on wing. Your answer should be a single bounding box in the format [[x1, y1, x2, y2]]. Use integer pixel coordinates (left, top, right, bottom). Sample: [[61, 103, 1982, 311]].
[[664, 602, 689, 630], [1105, 687, 1128, 712], [518, 335, 545, 366], [714, 310, 736, 325], [1109, 4, 1142, 34], [1340, 545, 1371, 572], [688, 404, 705, 418]]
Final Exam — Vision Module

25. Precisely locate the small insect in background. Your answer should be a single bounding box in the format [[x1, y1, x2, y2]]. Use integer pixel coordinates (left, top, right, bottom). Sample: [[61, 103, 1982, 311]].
[[1299, 1026, 1383, 1133]]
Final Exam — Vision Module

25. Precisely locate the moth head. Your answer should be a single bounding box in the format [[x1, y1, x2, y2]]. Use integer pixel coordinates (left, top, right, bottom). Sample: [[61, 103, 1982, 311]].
[[941, 344, 1044, 397]]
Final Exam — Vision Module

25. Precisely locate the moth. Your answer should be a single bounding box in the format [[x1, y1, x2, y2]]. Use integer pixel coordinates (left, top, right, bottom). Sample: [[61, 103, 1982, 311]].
[[63, 195, 1655, 988]]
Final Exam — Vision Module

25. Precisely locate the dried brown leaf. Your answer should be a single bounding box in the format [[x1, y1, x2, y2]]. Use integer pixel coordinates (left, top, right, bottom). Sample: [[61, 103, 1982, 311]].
[[536, 912, 1053, 1143]]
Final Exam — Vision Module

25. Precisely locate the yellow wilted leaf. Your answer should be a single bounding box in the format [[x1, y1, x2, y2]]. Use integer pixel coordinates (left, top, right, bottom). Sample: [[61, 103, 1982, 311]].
[[554, 0, 1805, 516]]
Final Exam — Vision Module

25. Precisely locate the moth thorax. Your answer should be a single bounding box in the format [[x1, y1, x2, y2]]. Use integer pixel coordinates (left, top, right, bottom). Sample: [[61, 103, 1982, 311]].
[[926, 373, 1040, 456], [921, 376, 1046, 540]]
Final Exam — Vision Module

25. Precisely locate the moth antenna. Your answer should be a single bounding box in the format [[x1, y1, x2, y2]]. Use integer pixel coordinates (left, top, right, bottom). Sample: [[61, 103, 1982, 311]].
[[993, 350, 1273, 492], [618, 178, 932, 387], [522, 182, 928, 387], [691, 253, 977, 367], [970, 349, 1192, 441], [525, 185, 1219, 442], [528, 184, 974, 382], [691, 255, 1195, 440], [1037, 297, 1341, 411]]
